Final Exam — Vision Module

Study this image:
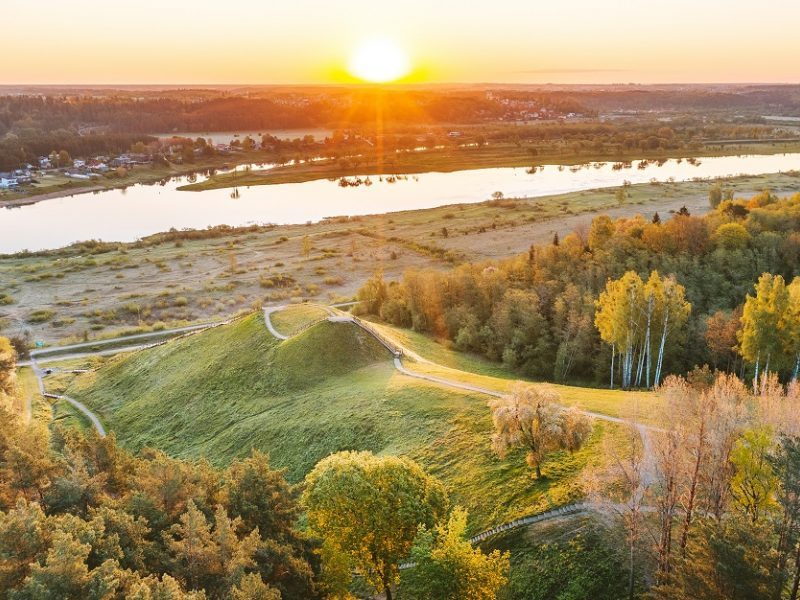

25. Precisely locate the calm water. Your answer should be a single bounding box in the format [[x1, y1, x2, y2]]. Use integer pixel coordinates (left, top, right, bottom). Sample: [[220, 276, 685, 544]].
[[1, 153, 799, 253]]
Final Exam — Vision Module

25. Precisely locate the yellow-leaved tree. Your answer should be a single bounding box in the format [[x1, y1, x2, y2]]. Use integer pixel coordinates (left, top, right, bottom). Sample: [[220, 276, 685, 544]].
[[738, 273, 798, 388], [303, 451, 448, 600]]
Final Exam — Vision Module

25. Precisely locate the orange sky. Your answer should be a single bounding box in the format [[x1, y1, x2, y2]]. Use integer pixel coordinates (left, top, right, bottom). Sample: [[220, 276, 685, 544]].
[[3, 0, 800, 84]]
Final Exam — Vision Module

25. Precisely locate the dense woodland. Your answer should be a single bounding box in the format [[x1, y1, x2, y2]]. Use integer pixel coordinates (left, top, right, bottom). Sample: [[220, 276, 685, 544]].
[[359, 189, 800, 387]]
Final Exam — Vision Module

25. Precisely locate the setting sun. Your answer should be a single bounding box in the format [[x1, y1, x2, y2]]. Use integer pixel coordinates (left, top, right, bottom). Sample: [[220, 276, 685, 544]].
[[348, 37, 411, 83]]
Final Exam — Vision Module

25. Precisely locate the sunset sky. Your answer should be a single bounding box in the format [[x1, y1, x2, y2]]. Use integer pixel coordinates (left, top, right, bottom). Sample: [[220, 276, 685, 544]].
[[4, 0, 800, 85]]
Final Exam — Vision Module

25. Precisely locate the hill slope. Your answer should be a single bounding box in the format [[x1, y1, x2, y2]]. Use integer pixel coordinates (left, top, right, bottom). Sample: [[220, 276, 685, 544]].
[[66, 313, 621, 529]]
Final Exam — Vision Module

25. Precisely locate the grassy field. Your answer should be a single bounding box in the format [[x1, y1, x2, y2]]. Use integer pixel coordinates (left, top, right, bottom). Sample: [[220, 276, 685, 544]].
[[13, 367, 40, 421], [3, 171, 798, 347], [268, 304, 330, 336], [369, 319, 663, 422], [63, 313, 632, 530], [180, 140, 800, 191]]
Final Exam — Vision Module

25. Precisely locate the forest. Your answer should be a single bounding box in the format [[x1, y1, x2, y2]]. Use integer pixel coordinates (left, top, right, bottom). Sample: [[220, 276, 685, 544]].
[[357, 188, 800, 387]]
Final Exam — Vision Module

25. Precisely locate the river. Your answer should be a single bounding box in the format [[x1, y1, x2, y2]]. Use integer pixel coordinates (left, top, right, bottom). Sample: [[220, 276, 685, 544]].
[[1, 153, 798, 254]]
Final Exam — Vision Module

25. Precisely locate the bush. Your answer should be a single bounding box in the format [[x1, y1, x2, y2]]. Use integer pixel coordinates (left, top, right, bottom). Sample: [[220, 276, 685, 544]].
[[27, 310, 55, 323]]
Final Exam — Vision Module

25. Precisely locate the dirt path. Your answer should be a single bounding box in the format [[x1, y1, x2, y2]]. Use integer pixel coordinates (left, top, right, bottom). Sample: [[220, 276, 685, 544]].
[[46, 392, 107, 437], [28, 320, 229, 360], [262, 306, 290, 340], [30, 355, 106, 437]]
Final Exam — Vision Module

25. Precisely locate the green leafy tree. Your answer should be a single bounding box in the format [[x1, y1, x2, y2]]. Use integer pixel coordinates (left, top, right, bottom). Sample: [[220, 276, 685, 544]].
[[303, 451, 448, 600], [56, 150, 72, 168], [401, 507, 509, 600], [713, 222, 751, 251], [231, 572, 281, 600], [507, 529, 630, 600], [739, 273, 790, 387], [595, 271, 690, 389], [0, 500, 50, 591], [224, 451, 298, 544], [224, 451, 317, 599], [355, 270, 388, 315], [785, 278, 800, 380], [730, 427, 778, 524], [125, 573, 205, 599], [164, 501, 262, 596], [770, 435, 800, 598]]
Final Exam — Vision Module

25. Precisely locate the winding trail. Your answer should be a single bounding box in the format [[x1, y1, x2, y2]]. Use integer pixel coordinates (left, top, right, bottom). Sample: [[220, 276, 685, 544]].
[[263, 306, 290, 340], [263, 304, 658, 542], [44, 392, 107, 437], [30, 354, 107, 437], [26, 321, 228, 361]]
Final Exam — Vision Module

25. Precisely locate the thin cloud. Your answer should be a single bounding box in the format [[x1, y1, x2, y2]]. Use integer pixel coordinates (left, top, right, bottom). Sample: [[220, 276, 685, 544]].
[[513, 68, 630, 74]]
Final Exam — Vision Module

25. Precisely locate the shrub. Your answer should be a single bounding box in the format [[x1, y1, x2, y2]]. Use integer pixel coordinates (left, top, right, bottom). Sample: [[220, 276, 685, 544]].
[[28, 309, 55, 323]]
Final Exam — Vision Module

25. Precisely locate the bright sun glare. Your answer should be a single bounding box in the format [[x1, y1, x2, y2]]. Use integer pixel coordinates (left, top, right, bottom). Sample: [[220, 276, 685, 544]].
[[348, 37, 411, 83]]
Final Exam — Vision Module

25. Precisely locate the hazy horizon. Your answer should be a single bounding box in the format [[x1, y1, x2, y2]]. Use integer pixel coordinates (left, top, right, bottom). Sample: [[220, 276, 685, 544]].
[[4, 0, 800, 85]]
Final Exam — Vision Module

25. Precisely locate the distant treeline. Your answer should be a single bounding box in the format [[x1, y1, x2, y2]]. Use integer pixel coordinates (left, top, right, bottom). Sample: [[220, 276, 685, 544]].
[[563, 84, 800, 113], [0, 131, 155, 171], [1, 86, 798, 171]]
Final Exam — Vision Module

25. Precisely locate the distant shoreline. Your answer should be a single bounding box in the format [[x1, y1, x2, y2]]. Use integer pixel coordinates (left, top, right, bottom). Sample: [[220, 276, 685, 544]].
[[4, 141, 800, 211], [0, 185, 106, 208]]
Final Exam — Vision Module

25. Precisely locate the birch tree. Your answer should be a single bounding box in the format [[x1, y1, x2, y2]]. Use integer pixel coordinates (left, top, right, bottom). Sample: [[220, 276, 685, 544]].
[[595, 271, 689, 389], [652, 275, 691, 387], [595, 272, 645, 390], [785, 277, 800, 382], [739, 273, 791, 391]]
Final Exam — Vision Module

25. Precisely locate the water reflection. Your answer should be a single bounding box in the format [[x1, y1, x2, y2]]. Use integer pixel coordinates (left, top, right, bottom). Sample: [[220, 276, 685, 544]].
[[1, 153, 798, 253]]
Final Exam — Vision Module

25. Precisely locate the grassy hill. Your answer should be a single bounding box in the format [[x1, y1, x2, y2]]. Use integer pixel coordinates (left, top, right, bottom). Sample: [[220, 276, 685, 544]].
[[65, 312, 625, 530], [268, 304, 330, 337]]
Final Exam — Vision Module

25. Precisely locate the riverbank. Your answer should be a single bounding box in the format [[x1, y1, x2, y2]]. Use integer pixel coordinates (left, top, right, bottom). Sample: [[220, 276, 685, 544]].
[[179, 139, 800, 191], [0, 151, 276, 208], [4, 140, 800, 208]]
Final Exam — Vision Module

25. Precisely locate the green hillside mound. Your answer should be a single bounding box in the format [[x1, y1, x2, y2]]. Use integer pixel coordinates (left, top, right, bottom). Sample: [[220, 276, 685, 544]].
[[271, 318, 391, 389], [66, 311, 621, 530], [268, 304, 330, 337]]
